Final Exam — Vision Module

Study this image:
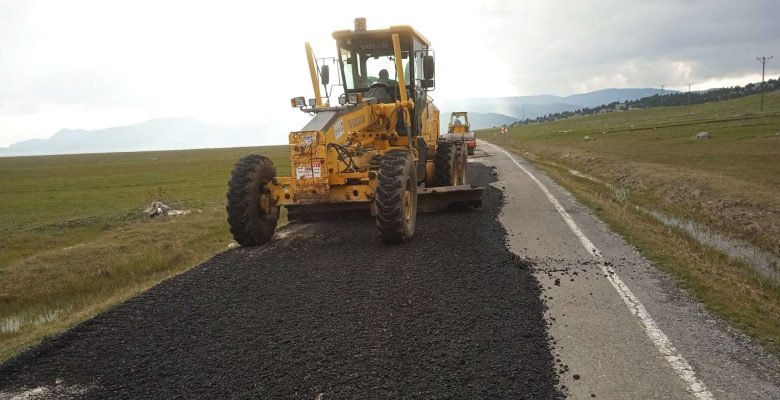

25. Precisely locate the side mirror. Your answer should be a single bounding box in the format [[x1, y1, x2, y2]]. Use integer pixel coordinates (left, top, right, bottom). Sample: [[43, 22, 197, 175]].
[[423, 55, 435, 80], [320, 65, 330, 86]]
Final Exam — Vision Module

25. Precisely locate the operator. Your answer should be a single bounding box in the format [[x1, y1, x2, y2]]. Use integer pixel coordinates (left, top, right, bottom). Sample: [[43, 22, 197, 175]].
[[377, 69, 394, 85], [453, 118, 463, 125]]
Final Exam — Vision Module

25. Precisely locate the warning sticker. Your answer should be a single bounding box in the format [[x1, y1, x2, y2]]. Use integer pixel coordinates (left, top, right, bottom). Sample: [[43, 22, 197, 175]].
[[296, 161, 322, 179], [334, 119, 344, 139]]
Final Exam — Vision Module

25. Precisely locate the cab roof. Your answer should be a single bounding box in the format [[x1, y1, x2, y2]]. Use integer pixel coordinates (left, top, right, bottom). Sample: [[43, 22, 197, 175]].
[[332, 25, 431, 47]]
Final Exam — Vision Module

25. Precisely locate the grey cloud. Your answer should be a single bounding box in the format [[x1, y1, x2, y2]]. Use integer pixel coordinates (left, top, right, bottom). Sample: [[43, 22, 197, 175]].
[[483, 0, 780, 94], [2, 0, 778, 119]]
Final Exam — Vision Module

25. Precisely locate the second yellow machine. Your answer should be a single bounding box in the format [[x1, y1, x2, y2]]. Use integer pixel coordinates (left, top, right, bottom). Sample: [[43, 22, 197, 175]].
[[226, 18, 483, 245]]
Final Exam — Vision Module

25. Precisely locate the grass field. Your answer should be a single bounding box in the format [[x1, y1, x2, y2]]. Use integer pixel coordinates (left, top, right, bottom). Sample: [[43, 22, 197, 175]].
[[482, 90, 780, 354], [0, 145, 289, 362], [2, 93, 778, 363]]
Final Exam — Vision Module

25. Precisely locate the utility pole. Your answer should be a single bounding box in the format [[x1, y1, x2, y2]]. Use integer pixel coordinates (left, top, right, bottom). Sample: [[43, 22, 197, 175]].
[[757, 56, 773, 112], [660, 84, 665, 106]]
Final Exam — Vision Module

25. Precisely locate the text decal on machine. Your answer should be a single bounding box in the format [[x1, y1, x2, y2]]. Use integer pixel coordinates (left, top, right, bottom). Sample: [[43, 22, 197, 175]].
[[334, 120, 344, 139], [296, 161, 322, 179], [348, 115, 365, 130]]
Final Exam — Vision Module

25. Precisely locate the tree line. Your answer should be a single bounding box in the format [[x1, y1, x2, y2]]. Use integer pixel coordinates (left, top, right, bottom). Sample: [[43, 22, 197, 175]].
[[508, 77, 780, 127]]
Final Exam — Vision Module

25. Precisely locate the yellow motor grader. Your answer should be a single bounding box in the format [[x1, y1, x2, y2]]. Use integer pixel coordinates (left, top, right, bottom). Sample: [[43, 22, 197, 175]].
[[226, 18, 483, 245], [447, 112, 477, 155]]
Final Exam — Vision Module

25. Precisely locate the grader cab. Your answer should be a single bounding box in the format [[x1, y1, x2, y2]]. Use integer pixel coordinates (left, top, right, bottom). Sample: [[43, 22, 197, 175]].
[[448, 112, 470, 134], [226, 18, 483, 246]]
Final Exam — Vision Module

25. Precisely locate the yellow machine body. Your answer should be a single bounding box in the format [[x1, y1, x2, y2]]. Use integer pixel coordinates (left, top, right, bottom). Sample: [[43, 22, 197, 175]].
[[271, 101, 436, 209], [260, 21, 480, 221], [448, 111, 470, 134]]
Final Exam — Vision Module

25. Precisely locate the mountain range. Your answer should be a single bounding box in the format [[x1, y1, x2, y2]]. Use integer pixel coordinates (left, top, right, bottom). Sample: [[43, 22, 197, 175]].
[[0, 118, 282, 157], [439, 88, 675, 129], [1, 88, 675, 156]]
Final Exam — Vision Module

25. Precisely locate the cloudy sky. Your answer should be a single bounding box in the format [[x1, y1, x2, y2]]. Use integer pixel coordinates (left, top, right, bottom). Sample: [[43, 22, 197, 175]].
[[1, 0, 778, 147]]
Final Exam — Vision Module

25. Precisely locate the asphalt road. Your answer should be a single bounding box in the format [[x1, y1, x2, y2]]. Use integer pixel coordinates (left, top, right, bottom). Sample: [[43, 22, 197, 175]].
[[477, 142, 780, 399], [2, 144, 779, 399], [0, 162, 561, 399]]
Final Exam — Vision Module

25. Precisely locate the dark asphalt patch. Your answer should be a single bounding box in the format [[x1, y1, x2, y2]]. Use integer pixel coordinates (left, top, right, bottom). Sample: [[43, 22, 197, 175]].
[[0, 164, 562, 399]]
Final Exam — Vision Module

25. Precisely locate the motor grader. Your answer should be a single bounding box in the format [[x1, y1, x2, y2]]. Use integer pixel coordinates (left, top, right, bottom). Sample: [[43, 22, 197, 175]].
[[226, 18, 483, 245], [447, 112, 477, 155]]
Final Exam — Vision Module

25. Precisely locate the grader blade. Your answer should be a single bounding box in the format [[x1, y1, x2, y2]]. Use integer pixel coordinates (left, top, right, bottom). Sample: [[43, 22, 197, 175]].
[[285, 202, 370, 222], [417, 185, 484, 212]]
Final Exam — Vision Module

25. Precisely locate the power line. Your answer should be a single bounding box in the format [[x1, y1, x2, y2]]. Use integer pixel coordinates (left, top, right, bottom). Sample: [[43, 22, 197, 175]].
[[757, 55, 773, 112]]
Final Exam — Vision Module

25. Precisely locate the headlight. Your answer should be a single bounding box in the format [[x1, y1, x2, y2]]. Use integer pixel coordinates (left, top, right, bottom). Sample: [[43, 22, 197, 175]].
[[308, 98, 316, 107], [291, 96, 306, 108], [347, 93, 362, 104]]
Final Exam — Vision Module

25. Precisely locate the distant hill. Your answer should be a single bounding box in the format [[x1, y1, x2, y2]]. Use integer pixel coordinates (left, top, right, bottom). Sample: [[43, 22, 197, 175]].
[[0, 118, 276, 157], [626, 79, 779, 108], [441, 112, 519, 130], [564, 88, 675, 107], [439, 88, 675, 120], [504, 78, 780, 126], [0, 88, 678, 156]]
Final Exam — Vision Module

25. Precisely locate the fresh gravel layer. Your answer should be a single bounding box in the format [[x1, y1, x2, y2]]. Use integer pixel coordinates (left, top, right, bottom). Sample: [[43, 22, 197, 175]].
[[0, 164, 561, 399]]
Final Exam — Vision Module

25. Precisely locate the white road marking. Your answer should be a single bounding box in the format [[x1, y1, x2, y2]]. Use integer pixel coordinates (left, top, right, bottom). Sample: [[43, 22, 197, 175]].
[[484, 142, 715, 400]]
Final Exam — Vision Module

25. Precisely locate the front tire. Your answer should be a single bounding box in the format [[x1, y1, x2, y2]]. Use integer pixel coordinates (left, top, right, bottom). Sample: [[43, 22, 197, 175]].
[[375, 150, 417, 244], [226, 154, 279, 246]]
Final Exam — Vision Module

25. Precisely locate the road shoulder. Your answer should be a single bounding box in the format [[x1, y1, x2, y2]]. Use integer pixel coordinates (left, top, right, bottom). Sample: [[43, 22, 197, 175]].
[[477, 142, 780, 400]]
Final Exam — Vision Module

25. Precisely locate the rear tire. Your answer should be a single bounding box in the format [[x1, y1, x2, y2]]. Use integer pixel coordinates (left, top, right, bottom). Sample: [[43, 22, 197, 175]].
[[375, 150, 417, 244], [454, 141, 467, 185], [226, 154, 279, 246], [434, 141, 457, 187]]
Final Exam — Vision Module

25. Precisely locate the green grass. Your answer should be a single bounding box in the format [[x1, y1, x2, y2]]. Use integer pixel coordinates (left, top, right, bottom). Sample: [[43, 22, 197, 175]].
[[0, 145, 289, 362], [485, 90, 780, 256], [479, 90, 780, 355]]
